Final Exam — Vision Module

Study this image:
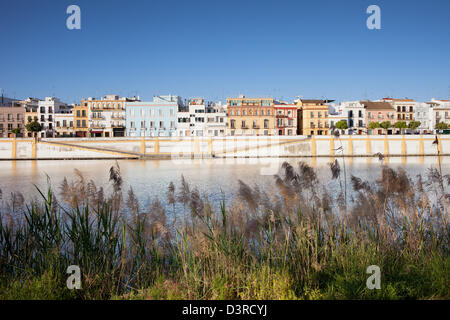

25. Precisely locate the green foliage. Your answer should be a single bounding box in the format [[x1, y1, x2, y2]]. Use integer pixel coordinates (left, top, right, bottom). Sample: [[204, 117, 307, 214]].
[[25, 120, 42, 133], [394, 121, 407, 129], [380, 121, 392, 130], [335, 120, 348, 130], [11, 128, 21, 135], [408, 121, 421, 130], [435, 122, 448, 130], [368, 121, 380, 129]]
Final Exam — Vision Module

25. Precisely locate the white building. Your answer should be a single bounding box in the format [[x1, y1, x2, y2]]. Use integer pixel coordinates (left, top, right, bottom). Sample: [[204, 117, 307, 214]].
[[334, 101, 366, 134], [414, 102, 433, 133], [55, 111, 74, 137], [38, 97, 69, 137], [204, 101, 227, 137], [428, 98, 450, 131]]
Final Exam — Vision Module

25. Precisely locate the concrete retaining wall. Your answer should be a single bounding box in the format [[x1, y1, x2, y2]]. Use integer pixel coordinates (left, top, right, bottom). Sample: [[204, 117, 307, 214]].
[[0, 135, 447, 160]]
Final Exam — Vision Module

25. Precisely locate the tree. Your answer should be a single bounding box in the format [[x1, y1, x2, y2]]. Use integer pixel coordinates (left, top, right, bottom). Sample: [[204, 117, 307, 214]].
[[369, 121, 380, 130], [380, 121, 392, 134], [25, 120, 42, 138], [394, 121, 408, 134], [408, 121, 421, 131], [11, 127, 21, 137], [335, 120, 348, 131], [435, 122, 448, 130]]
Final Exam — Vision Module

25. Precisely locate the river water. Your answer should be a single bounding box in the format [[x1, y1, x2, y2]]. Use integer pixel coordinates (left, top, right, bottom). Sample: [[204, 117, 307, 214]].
[[0, 156, 449, 210]]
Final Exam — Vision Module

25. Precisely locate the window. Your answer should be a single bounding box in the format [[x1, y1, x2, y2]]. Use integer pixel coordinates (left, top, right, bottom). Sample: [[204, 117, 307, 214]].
[[77, 110, 81, 117], [141, 121, 146, 128], [264, 119, 269, 129], [130, 121, 135, 128], [241, 120, 246, 128], [150, 121, 154, 128], [170, 109, 174, 116], [170, 121, 174, 128], [261, 109, 265, 116], [231, 120, 235, 129], [77, 120, 81, 127], [40, 107, 45, 113], [310, 112, 314, 118]]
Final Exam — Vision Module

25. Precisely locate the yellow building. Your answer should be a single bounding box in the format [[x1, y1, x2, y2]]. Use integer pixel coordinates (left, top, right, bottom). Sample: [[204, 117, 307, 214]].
[[227, 96, 276, 136], [74, 101, 89, 137], [297, 99, 330, 135]]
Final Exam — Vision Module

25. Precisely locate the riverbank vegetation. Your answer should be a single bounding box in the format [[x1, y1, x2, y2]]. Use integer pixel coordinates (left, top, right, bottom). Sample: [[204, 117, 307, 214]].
[[0, 161, 448, 300]]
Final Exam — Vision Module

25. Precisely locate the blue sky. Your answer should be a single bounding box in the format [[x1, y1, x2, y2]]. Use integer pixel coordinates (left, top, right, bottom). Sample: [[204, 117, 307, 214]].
[[0, 0, 449, 104]]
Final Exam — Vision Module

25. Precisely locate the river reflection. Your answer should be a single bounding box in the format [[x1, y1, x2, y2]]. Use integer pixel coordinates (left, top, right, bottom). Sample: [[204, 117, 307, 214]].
[[0, 156, 449, 209]]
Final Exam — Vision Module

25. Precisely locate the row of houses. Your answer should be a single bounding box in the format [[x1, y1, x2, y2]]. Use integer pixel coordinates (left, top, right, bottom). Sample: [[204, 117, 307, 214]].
[[0, 94, 449, 138]]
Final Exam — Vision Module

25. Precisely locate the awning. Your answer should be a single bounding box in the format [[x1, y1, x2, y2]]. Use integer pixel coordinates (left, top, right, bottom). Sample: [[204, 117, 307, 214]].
[[90, 131, 103, 134]]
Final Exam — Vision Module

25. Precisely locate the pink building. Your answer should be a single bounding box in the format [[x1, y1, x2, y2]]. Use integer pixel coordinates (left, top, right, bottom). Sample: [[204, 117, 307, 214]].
[[361, 101, 395, 135]]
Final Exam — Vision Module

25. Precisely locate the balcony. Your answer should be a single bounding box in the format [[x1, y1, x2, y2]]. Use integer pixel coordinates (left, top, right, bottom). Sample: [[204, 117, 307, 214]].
[[91, 124, 106, 129], [111, 115, 124, 120], [91, 115, 105, 120]]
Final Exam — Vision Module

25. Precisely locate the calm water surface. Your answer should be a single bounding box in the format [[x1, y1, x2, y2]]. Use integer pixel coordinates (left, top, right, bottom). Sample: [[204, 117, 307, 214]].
[[0, 157, 449, 209]]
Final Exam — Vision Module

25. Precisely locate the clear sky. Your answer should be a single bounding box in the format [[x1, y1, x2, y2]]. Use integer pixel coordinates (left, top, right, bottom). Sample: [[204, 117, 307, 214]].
[[0, 0, 449, 104]]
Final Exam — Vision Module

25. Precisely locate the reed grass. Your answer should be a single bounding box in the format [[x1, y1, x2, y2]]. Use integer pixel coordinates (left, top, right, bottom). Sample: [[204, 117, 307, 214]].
[[0, 161, 448, 300]]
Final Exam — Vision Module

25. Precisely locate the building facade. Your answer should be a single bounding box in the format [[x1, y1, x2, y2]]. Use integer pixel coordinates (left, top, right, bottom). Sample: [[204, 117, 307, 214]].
[[126, 95, 182, 137], [12, 98, 40, 137], [0, 106, 25, 137], [55, 112, 74, 137], [414, 102, 433, 133], [273, 102, 297, 135], [227, 96, 275, 136], [340, 101, 366, 134], [297, 99, 330, 135], [38, 97, 70, 138], [74, 102, 89, 137], [382, 98, 415, 133], [204, 102, 227, 137], [361, 101, 395, 135], [87, 95, 140, 137], [428, 99, 450, 130]]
